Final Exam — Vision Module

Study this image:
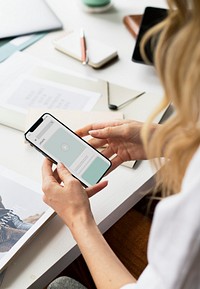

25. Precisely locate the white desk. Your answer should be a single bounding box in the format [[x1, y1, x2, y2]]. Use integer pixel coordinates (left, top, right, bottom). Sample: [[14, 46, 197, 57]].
[[0, 0, 167, 288]]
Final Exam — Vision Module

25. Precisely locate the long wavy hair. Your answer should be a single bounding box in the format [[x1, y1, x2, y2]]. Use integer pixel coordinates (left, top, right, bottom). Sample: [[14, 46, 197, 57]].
[[140, 0, 200, 196]]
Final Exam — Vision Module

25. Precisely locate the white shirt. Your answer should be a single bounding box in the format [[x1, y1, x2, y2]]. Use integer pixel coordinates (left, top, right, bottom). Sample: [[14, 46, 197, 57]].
[[121, 147, 200, 289]]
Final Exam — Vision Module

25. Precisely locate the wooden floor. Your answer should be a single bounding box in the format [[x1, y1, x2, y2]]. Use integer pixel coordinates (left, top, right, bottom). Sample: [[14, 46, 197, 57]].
[[45, 194, 158, 289]]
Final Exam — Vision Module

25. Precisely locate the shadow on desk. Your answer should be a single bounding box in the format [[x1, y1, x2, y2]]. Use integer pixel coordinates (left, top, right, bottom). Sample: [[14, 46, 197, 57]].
[[44, 193, 160, 289]]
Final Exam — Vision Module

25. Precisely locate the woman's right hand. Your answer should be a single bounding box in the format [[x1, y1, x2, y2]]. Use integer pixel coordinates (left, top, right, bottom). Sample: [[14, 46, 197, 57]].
[[76, 119, 155, 172], [42, 159, 108, 231]]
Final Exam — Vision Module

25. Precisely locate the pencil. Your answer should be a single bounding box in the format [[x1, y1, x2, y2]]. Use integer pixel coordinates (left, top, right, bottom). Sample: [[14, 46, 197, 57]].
[[80, 28, 88, 65]]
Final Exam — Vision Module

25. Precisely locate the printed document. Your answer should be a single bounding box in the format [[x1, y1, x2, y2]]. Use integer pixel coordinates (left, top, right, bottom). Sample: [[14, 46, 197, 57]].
[[0, 52, 102, 130], [1, 75, 100, 113]]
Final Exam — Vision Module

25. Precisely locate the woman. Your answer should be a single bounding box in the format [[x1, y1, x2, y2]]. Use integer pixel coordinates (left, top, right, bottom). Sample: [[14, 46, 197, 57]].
[[42, 0, 200, 288]]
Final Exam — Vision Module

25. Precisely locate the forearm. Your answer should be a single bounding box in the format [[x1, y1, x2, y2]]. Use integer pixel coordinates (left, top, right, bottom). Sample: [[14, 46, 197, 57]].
[[71, 218, 136, 289], [42, 160, 136, 287]]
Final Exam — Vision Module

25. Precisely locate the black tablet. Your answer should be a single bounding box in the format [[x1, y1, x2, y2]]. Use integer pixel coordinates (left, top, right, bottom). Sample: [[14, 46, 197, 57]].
[[132, 7, 168, 65]]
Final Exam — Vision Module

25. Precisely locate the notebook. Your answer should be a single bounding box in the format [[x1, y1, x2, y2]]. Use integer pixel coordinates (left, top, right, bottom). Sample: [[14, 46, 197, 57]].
[[53, 31, 118, 68], [0, 0, 63, 39], [123, 14, 142, 38], [0, 164, 54, 273]]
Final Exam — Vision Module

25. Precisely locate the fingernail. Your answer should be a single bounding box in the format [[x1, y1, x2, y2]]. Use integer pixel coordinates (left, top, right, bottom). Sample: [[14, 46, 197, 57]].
[[89, 130, 97, 135], [57, 162, 64, 169]]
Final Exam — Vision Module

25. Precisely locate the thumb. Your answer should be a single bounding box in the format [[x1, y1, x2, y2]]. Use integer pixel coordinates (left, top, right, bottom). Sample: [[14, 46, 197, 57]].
[[56, 162, 74, 184]]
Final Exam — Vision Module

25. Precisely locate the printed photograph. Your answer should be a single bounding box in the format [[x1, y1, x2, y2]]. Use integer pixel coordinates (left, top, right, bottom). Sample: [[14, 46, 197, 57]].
[[0, 172, 49, 262]]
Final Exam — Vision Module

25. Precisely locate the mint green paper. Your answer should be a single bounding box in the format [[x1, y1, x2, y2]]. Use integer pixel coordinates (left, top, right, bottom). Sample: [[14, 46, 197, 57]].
[[0, 33, 46, 63]]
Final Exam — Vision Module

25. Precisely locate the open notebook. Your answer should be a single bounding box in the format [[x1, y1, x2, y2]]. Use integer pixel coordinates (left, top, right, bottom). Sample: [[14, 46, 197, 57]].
[[0, 165, 54, 273]]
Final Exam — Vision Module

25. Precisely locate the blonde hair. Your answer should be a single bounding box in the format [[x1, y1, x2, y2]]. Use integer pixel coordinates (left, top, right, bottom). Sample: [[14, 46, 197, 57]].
[[141, 0, 200, 196]]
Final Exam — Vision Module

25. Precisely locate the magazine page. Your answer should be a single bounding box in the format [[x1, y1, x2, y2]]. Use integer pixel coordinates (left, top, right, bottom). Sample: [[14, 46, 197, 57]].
[[0, 165, 54, 273]]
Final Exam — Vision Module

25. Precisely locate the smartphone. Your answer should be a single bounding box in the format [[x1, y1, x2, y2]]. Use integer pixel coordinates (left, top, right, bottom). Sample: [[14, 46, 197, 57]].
[[132, 7, 168, 65], [24, 113, 111, 187]]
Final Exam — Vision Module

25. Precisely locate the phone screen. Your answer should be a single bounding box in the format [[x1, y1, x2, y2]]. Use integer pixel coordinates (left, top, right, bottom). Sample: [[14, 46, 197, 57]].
[[25, 113, 111, 187]]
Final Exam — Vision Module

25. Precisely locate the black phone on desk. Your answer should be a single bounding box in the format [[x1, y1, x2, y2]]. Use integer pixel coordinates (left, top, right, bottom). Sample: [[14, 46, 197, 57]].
[[24, 113, 111, 187], [132, 6, 168, 65]]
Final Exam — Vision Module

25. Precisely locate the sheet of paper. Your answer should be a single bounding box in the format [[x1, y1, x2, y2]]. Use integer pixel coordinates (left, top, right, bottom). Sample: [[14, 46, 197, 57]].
[[26, 109, 124, 132], [0, 51, 99, 95], [0, 51, 104, 131], [0, 33, 46, 63], [1, 75, 101, 113]]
